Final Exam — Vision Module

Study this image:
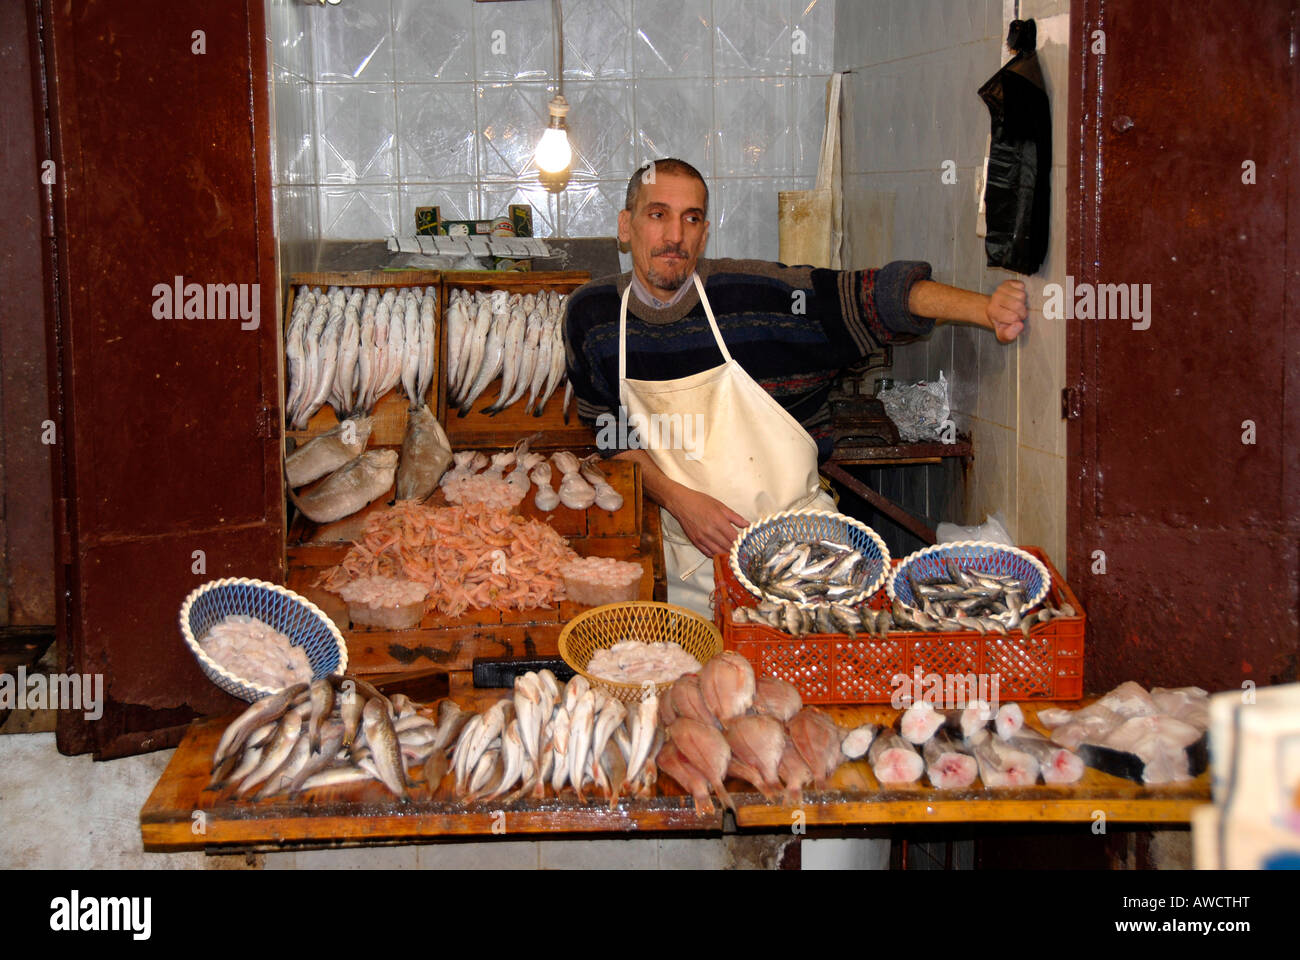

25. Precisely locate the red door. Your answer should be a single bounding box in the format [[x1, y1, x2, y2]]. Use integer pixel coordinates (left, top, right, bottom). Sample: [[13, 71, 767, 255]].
[[1067, 0, 1299, 691], [39, 0, 284, 757]]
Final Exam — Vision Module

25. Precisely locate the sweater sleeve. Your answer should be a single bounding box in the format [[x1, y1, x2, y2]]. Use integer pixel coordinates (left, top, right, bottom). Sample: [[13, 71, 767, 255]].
[[562, 287, 627, 454], [805, 259, 935, 362]]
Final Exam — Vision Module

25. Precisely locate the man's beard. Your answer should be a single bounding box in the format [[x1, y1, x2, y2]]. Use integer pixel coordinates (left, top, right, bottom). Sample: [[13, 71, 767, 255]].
[[646, 245, 692, 291]]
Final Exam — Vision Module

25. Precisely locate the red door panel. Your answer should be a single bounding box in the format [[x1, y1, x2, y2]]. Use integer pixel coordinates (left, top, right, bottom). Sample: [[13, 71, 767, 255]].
[[1068, 0, 1299, 692], [42, 0, 284, 756]]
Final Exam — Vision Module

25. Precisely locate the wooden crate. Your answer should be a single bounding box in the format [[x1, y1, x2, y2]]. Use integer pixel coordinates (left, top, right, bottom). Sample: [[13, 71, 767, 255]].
[[286, 458, 656, 673], [285, 270, 442, 447], [438, 271, 594, 450]]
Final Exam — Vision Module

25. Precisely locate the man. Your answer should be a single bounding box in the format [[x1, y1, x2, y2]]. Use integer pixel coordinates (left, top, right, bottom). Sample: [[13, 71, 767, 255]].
[[564, 158, 1028, 614]]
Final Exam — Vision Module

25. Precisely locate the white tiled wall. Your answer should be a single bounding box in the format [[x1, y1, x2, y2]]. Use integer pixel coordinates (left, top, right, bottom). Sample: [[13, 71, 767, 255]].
[[286, 0, 835, 254], [835, 0, 1070, 573], [268, 0, 321, 304]]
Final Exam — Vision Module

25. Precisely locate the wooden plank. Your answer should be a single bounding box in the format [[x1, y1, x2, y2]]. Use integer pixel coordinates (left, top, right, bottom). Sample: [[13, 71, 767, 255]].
[[141, 694, 1211, 852]]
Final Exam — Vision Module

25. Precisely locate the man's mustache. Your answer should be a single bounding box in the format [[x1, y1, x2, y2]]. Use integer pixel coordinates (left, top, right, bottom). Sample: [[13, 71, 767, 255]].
[[651, 244, 687, 257]]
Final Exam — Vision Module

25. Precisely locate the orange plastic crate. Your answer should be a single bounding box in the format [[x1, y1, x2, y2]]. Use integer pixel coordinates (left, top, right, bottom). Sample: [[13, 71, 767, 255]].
[[712, 546, 1084, 705]]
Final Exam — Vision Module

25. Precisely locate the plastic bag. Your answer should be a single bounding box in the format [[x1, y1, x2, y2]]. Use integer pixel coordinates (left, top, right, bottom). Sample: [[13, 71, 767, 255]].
[[936, 512, 1013, 546], [877, 371, 950, 442]]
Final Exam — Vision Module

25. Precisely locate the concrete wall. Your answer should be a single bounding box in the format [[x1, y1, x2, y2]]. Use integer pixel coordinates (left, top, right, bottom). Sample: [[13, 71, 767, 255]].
[[835, 0, 1069, 572]]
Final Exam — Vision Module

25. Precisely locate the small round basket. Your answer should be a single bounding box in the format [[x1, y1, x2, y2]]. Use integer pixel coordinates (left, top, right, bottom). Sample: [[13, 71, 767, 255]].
[[888, 541, 1051, 614], [557, 601, 723, 702], [729, 509, 891, 608], [179, 577, 348, 702]]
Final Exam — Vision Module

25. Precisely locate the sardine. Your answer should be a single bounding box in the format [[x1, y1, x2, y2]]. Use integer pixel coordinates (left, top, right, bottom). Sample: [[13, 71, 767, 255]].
[[211, 682, 308, 778], [306, 677, 335, 754], [288, 449, 398, 523], [362, 696, 410, 801]]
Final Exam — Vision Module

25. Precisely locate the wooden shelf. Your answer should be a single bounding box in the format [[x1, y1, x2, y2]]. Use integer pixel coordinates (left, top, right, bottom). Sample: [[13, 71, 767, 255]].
[[140, 695, 1209, 852]]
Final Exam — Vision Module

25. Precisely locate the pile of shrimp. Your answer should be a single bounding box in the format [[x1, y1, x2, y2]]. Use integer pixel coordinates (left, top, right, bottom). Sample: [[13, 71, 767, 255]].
[[317, 500, 578, 618], [441, 472, 527, 512]]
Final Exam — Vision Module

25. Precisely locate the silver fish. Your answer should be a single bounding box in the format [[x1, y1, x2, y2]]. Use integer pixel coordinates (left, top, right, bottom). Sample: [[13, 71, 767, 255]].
[[362, 696, 410, 801], [483, 304, 528, 414], [284, 415, 373, 488], [288, 449, 398, 523]]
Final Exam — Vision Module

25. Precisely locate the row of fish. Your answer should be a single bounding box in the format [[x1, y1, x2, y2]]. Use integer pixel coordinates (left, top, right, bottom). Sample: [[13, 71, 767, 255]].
[[207, 676, 458, 802], [656, 651, 874, 811], [731, 594, 1073, 640], [732, 599, 891, 638], [1036, 682, 1209, 784], [446, 671, 663, 808], [446, 288, 571, 419], [285, 405, 452, 523], [286, 286, 437, 430], [865, 699, 1087, 787], [749, 538, 878, 603], [897, 559, 1075, 634]]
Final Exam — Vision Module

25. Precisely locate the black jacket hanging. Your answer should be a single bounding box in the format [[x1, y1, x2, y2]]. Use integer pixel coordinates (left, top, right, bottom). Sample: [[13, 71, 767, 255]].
[[978, 19, 1051, 275]]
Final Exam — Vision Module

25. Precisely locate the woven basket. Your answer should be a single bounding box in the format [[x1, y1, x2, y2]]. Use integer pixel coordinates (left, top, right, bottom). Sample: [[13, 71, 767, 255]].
[[179, 577, 348, 702], [888, 541, 1051, 615], [729, 509, 891, 609], [557, 601, 722, 702]]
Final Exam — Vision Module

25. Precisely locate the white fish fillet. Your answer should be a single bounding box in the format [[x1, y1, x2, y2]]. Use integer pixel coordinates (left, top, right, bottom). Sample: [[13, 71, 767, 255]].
[[369, 298, 391, 409]]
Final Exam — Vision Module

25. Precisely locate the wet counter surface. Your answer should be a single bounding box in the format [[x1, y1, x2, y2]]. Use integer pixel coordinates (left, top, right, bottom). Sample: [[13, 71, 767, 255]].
[[140, 683, 1210, 852]]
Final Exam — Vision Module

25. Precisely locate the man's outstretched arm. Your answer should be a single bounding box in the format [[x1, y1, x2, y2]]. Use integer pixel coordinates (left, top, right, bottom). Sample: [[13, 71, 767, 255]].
[[909, 278, 1028, 343]]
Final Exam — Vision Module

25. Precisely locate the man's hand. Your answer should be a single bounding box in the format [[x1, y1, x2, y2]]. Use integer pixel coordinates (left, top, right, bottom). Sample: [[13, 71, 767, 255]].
[[665, 486, 749, 558], [987, 279, 1028, 343]]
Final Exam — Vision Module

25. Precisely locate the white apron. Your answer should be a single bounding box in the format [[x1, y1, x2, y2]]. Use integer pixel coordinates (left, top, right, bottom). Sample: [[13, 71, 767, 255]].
[[618, 273, 835, 615]]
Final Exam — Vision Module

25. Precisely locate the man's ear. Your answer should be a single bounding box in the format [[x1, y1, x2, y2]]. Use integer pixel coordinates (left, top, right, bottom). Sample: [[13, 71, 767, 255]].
[[700, 220, 710, 253], [617, 208, 632, 244]]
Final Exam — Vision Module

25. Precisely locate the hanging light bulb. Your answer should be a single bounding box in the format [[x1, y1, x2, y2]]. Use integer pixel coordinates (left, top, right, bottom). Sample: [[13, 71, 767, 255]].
[[536, 95, 572, 192]]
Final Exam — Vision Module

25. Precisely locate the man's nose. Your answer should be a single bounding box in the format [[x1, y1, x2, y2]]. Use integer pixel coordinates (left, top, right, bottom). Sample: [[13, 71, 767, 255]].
[[662, 217, 683, 244]]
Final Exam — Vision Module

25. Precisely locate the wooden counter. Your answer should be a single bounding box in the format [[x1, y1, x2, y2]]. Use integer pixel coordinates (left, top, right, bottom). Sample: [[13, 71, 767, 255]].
[[140, 690, 1209, 852]]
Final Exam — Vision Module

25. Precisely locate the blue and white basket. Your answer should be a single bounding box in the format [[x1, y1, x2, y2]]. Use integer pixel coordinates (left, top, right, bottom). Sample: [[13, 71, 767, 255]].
[[179, 577, 348, 702], [729, 509, 891, 608], [888, 541, 1050, 614]]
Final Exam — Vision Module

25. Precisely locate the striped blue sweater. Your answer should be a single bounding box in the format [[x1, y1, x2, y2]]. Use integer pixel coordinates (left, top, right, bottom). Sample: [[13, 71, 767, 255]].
[[563, 257, 934, 460]]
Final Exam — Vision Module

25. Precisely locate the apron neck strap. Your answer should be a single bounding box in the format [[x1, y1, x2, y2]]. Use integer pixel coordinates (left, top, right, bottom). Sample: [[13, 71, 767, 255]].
[[619, 272, 732, 387]]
